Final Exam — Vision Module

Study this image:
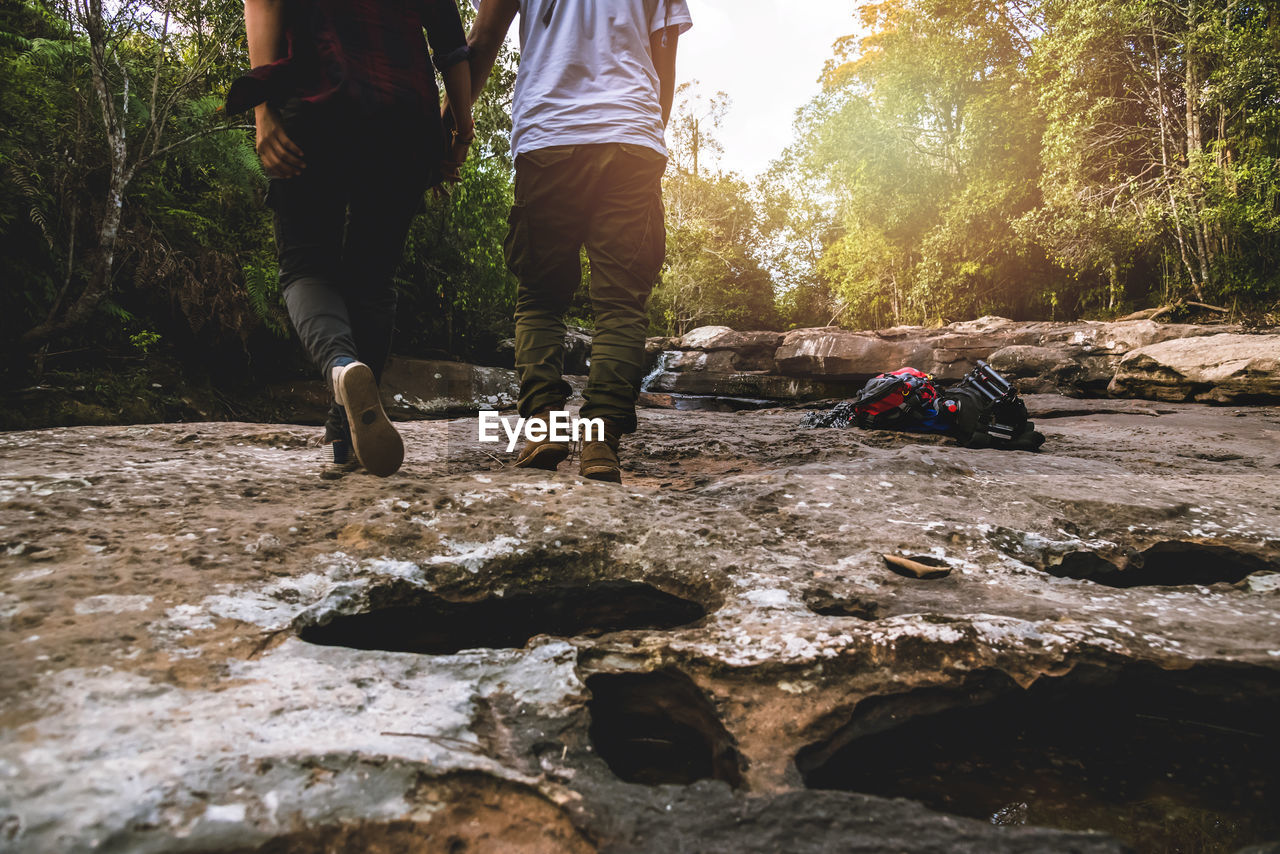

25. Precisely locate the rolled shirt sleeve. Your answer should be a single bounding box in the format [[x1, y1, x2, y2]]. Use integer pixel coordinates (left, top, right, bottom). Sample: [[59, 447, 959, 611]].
[[422, 0, 471, 71], [649, 0, 692, 36]]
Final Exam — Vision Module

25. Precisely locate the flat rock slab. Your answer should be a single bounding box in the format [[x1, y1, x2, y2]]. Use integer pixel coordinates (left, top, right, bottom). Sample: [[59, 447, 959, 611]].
[[647, 318, 1280, 402], [2, 403, 1280, 852], [1109, 333, 1280, 403]]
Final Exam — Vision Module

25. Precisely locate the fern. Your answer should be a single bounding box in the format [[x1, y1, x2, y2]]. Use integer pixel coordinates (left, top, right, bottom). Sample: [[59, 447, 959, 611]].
[[6, 162, 54, 248], [229, 136, 266, 180], [19, 37, 86, 73], [242, 261, 287, 337], [27, 205, 52, 247], [102, 301, 135, 323], [0, 29, 33, 53], [5, 162, 38, 199], [182, 94, 224, 119]]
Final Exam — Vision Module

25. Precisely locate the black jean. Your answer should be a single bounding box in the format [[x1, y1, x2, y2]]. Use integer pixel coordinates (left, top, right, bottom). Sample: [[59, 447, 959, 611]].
[[268, 104, 430, 394]]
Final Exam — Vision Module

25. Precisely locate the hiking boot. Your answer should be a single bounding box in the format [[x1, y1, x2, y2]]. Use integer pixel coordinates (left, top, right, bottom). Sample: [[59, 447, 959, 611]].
[[332, 361, 403, 477], [324, 404, 355, 466], [579, 430, 622, 484], [514, 409, 571, 471]]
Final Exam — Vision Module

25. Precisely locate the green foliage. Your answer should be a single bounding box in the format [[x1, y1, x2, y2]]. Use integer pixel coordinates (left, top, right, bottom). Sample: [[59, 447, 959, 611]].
[[391, 7, 522, 360], [0, 0, 525, 379], [129, 329, 161, 353], [650, 84, 779, 336], [774, 0, 1280, 328], [653, 170, 778, 335], [397, 155, 519, 357], [0, 0, 278, 373], [6, 0, 1274, 400]]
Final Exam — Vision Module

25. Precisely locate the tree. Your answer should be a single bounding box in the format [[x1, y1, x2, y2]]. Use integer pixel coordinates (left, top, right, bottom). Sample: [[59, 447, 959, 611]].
[[655, 170, 776, 334], [1032, 0, 1280, 305], [756, 143, 841, 328], [649, 85, 777, 335], [13, 0, 244, 351], [668, 80, 728, 178], [779, 0, 1055, 329], [776, 0, 1278, 326]]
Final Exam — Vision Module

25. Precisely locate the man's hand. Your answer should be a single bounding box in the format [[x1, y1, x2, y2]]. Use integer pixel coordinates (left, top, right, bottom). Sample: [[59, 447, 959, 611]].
[[435, 118, 475, 197], [254, 104, 306, 178], [440, 121, 475, 181]]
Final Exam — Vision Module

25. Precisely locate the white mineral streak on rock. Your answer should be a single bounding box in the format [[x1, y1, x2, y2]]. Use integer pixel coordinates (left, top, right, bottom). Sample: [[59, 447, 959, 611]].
[[427, 536, 523, 573], [204, 803, 247, 823], [160, 604, 216, 635], [363, 557, 427, 583], [741, 588, 801, 610], [1241, 574, 1280, 594], [202, 573, 339, 629], [74, 595, 153, 615], [0, 592, 25, 620]]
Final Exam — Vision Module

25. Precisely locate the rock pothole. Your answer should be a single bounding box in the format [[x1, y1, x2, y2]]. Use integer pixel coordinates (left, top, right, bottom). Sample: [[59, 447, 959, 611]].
[[298, 582, 707, 655], [802, 588, 882, 620], [1047, 540, 1276, 588], [796, 663, 1280, 853], [587, 670, 745, 788]]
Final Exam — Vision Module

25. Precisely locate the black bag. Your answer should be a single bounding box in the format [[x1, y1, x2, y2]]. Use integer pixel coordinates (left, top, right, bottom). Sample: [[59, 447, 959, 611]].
[[802, 360, 1045, 452], [938, 361, 1045, 450]]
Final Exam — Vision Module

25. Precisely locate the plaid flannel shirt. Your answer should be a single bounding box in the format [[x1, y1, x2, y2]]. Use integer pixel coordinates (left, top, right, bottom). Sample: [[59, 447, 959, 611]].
[[226, 0, 469, 116]]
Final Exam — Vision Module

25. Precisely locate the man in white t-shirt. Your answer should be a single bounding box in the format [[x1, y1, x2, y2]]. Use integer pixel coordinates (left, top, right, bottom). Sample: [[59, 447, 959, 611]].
[[456, 0, 692, 483]]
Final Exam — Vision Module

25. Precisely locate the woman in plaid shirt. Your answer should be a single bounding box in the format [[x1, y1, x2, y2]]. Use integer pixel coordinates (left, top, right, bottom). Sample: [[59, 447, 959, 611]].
[[228, 0, 475, 477]]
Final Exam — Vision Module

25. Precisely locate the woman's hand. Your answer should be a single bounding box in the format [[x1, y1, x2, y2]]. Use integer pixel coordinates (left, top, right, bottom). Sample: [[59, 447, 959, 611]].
[[439, 117, 475, 184], [254, 104, 306, 178]]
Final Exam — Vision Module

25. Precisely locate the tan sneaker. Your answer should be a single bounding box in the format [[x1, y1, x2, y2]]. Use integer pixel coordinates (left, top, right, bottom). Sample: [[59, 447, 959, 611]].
[[579, 430, 622, 483], [514, 409, 571, 471], [332, 361, 403, 477]]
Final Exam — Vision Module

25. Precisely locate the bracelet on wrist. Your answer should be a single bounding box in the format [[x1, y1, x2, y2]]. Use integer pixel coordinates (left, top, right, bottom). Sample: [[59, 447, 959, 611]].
[[452, 123, 476, 144]]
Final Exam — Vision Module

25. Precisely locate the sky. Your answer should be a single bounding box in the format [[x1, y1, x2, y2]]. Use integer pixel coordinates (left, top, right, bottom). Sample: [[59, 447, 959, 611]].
[[674, 1, 861, 178], [482, 0, 863, 179]]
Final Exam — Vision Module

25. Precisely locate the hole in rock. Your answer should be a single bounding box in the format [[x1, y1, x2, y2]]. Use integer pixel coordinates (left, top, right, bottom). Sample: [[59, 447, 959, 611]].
[[299, 581, 706, 655], [803, 588, 881, 620], [1049, 541, 1274, 587], [797, 664, 1280, 854], [587, 670, 745, 788]]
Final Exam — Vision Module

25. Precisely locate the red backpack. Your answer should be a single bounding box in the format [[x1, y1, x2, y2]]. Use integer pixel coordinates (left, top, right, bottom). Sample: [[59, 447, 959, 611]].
[[851, 368, 944, 430]]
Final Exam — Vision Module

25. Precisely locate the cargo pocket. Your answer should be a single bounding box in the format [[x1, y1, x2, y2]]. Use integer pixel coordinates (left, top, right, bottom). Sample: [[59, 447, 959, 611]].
[[633, 189, 666, 294], [616, 145, 668, 286], [512, 145, 577, 207], [503, 200, 530, 279], [508, 146, 584, 290]]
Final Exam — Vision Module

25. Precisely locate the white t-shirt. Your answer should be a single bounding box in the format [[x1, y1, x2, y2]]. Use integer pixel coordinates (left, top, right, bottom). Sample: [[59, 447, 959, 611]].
[[507, 0, 693, 157]]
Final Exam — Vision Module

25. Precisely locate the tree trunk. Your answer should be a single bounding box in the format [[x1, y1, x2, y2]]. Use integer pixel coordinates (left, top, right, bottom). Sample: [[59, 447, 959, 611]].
[[1149, 16, 1203, 300]]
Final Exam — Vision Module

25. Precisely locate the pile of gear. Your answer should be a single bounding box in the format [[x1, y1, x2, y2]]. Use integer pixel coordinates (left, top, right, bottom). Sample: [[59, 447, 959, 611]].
[[801, 361, 1046, 451]]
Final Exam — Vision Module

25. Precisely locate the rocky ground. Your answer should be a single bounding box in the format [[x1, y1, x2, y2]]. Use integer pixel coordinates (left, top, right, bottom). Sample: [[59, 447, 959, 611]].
[[2, 397, 1279, 853]]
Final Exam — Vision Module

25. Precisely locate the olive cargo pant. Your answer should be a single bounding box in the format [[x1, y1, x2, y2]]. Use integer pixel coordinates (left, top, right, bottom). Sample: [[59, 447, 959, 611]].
[[504, 143, 667, 435]]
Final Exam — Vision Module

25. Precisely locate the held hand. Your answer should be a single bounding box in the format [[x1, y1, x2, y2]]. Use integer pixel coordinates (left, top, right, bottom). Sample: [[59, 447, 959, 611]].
[[438, 118, 476, 185], [255, 105, 306, 178]]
